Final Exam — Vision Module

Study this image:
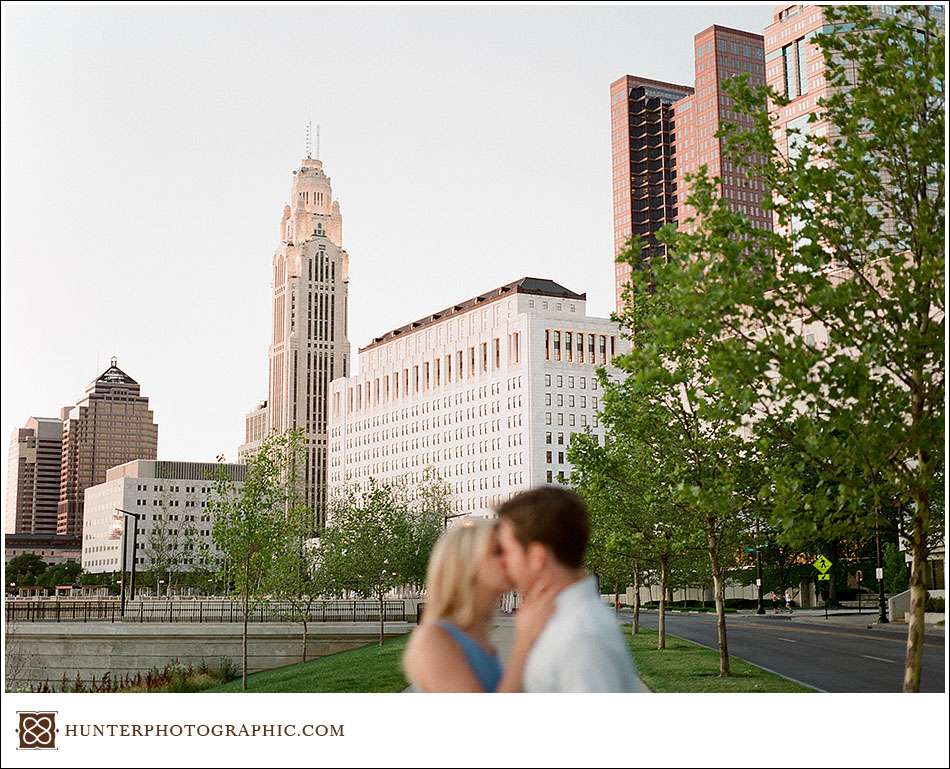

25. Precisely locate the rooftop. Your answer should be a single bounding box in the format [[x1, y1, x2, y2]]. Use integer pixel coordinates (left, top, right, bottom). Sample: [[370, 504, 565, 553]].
[[359, 277, 586, 353]]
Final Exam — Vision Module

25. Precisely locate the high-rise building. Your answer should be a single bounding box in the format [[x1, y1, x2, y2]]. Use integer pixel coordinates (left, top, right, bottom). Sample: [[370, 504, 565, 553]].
[[57, 359, 158, 537], [5, 417, 63, 535], [241, 151, 351, 527], [610, 76, 693, 312], [673, 25, 772, 232], [328, 277, 627, 518], [82, 459, 245, 574]]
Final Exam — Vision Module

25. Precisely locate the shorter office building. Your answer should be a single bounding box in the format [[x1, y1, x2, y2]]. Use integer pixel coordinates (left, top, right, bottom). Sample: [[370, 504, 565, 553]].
[[328, 277, 628, 517], [5, 533, 81, 565], [5, 417, 63, 535], [81, 460, 245, 574]]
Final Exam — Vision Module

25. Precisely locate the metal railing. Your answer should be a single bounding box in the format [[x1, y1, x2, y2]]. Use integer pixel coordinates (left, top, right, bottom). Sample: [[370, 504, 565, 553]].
[[5, 599, 407, 624]]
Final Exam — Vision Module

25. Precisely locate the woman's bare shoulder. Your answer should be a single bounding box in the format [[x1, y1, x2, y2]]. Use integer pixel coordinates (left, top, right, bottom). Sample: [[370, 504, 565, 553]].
[[403, 621, 483, 692]]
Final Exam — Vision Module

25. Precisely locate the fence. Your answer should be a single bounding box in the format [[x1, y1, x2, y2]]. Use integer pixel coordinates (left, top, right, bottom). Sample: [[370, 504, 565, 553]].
[[5, 599, 407, 624]]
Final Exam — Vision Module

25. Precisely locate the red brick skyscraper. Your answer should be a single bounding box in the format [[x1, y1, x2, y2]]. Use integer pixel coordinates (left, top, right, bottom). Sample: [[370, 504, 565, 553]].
[[673, 25, 771, 233], [57, 358, 158, 537], [610, 76, 692, 312]]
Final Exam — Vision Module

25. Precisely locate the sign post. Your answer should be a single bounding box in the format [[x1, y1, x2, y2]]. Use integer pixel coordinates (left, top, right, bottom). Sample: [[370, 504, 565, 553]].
[[813, 555, 833, 620]]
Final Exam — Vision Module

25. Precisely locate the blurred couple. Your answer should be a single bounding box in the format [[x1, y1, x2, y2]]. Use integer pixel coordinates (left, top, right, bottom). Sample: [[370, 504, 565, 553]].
[[403, 488, 639, 693]]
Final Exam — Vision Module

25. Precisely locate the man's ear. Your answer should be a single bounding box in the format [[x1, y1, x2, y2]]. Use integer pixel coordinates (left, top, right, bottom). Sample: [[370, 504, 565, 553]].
[[526, 541, 548, 573]]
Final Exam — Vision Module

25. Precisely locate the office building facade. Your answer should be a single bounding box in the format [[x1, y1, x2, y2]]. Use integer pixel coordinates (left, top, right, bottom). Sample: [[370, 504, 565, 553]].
[[328, 278, 627, 518]]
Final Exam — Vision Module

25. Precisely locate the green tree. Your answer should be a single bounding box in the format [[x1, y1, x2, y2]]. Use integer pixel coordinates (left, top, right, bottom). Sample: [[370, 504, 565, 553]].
[[265, 473, 321, 663], [320, 475, 444, 646], [884, 542, 910, 595], [6, 553, 48, 587], [646, 6, 943, 691], [210, 430, 303, 690]]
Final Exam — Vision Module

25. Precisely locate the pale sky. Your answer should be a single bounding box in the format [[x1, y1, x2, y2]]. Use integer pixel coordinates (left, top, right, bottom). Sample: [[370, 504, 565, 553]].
[[1, 3, 774, 497]]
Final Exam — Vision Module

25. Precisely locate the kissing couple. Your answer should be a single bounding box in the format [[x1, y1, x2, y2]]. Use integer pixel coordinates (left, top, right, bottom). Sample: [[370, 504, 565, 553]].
[[404, 488, 640, 692]]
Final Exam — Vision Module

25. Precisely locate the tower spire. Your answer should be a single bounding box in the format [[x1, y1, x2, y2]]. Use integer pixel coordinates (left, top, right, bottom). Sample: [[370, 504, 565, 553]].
[[305, 120, 312, 159], [315, 124, 320, 160]]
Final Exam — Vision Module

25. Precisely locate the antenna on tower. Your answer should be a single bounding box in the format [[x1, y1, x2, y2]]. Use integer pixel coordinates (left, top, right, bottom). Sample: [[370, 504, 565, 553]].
[[305, 120, 312, 159], [315, 124, 321, 160]]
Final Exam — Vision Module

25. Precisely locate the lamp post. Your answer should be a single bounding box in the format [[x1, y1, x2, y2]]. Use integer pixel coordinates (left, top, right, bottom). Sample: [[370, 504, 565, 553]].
[[754, 519, 765, 615], [443, 512, 467, 530], [875, 526, 889, 623], [115, 508, 142, 615]]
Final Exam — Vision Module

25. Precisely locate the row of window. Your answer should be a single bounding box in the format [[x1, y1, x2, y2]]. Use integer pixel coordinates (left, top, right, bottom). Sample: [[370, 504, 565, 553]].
[[545, 330, 616, 363], [338, 335, 522, 415]]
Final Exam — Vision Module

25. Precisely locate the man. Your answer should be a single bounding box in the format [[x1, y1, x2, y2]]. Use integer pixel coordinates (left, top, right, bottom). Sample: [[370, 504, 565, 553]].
[[496, 487, 639, 692]]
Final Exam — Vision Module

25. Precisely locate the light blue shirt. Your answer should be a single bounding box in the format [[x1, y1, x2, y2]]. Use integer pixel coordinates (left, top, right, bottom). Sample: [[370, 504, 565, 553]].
[[523, 575, 638, 693]]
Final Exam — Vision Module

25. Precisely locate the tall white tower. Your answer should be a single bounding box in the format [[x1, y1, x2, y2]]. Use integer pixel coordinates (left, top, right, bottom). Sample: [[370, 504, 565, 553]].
[[241, 152, 351, 528]]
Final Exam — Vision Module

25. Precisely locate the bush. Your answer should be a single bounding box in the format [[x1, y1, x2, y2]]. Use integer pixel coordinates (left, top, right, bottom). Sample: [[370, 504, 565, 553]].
[[925, 596, 945, 613]]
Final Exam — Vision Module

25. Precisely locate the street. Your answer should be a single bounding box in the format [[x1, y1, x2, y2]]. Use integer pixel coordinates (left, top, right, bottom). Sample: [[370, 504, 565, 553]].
[[626, 610, 945, 693]]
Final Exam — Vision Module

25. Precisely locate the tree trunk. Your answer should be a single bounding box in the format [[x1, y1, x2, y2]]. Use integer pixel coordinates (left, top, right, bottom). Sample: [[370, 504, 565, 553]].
[[903, 484, 930, 693], [378, 592, 385, 647], [242, 589, 249, 691], [633, 563, 641, 635], [301, 618, 309, 663], [658, 553, 669, 650], [707, 520, 730, 677], [614, 589, 619, 614]]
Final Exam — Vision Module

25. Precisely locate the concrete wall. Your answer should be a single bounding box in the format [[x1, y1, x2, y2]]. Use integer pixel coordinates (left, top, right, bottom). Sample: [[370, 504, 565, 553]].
[[623, 580, 816, 608], [5, 621, 412, 692], [889, 588, 944, 623]]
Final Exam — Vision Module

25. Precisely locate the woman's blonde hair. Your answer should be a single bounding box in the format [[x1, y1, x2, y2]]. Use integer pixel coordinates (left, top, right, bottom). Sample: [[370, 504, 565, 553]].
[[423, 520, 496, 627]]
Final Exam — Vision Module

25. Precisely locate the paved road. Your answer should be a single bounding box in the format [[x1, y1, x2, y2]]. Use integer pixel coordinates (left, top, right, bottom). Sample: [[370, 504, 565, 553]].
[[626, 611, 945, 692]]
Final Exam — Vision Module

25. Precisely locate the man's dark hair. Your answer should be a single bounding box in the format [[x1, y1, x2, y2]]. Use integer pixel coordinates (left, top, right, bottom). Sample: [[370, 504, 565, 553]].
[[495, 487, 589, 569]]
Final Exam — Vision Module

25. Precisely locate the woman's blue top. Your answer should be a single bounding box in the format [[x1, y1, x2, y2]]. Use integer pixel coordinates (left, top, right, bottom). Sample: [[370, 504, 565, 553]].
[[438, 620, 503, 692]]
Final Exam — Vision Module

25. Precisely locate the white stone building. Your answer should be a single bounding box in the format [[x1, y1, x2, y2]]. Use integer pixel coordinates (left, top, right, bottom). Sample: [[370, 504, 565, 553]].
[[240, 151, 351, 528], [81, 460, 245, 574], [328, 278, 627, 517]]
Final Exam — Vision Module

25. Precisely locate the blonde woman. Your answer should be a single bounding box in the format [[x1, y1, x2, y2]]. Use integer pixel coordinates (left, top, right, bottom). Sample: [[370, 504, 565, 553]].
[[403, 520, 554, 692]]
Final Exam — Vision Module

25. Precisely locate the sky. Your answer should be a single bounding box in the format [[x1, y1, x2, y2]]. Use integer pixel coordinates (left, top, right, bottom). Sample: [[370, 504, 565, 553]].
[[1, 3, 775, 499]]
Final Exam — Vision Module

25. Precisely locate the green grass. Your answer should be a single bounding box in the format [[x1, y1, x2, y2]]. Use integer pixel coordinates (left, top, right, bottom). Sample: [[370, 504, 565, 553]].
[[626, 627, 811, 693], [204, 635, 409, 693]]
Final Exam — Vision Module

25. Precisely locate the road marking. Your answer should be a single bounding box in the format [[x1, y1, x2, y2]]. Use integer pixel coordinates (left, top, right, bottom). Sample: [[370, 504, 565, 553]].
[[778, 637, 798, 643], [741, 622, 943, 649], [861, 655, 897, 664], [663, 636, 826, 692]]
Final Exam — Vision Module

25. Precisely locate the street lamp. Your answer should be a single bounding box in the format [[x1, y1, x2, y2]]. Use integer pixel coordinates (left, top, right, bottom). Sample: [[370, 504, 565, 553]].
[[754, 520, 765, 615], [443, 511, 467, 529], [115, 508, 142, 616], [875, 525, 889, 624]]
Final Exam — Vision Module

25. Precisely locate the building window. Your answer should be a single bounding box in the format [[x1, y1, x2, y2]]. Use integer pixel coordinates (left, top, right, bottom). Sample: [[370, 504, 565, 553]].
[[545, 373, 551, 387]]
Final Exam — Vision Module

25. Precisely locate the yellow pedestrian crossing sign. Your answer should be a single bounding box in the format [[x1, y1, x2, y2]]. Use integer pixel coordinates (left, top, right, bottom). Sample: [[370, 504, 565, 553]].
[[813, 555, 832, 574]]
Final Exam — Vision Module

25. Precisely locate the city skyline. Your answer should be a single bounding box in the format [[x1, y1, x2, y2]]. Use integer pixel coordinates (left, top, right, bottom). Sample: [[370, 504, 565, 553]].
[[1, 4, 775, 502]]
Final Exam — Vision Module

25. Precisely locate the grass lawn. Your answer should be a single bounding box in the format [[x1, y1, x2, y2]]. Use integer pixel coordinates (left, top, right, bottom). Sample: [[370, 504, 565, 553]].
[[204, 635, 409, 693], [626, 627, 811, 693]]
